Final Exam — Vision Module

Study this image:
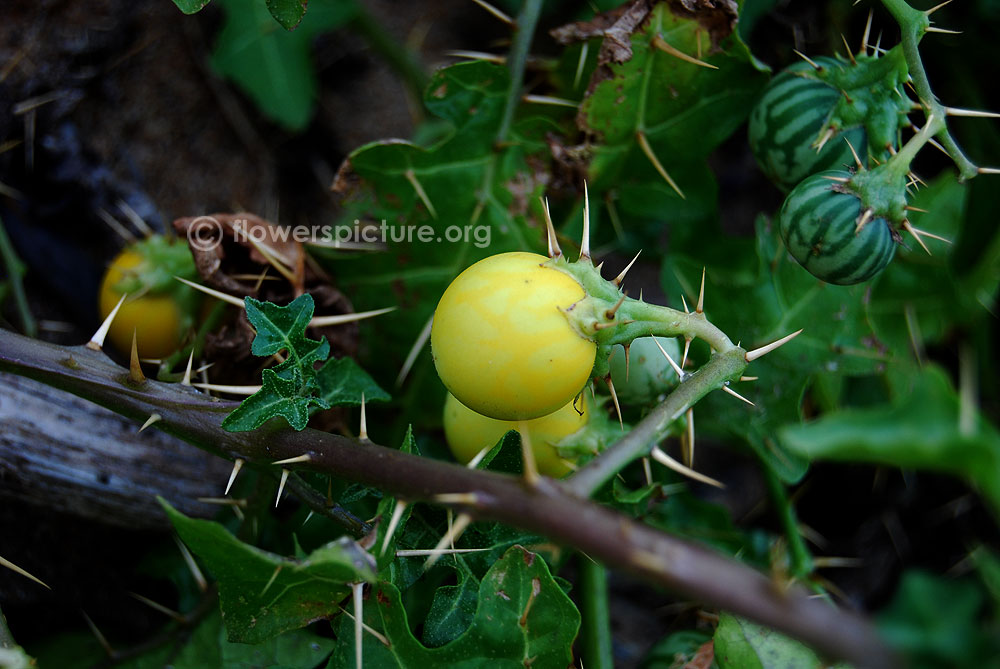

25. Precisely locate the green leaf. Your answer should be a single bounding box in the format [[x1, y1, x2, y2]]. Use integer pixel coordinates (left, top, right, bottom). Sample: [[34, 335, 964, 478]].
[[329, 546, 580, 668], [714, 612, 850, 669], [778, 364, 1000, 516], [172, 0, 212, 14], [245, 294, 329, 368], [641, 629, 713, 669], [222, 366, 327, 431], [266, 0, 308, 30], [316, 357, 391, 406], [161, 498, 376, 644], [211, 0, 356, 129], [421, 561, 479, 647]]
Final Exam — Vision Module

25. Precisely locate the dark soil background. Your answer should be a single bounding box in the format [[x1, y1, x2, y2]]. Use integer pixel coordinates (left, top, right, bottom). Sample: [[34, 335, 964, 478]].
[[2, 0, 999, 666]]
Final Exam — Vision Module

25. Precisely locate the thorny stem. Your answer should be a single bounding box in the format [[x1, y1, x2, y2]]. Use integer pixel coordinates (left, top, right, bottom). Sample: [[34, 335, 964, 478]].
[[0, 215, 37, 338], [762, 463, 813, 579], [0, 329, 898, 669], [565, 347, 748, 497], [879, 0, 978, 179], [578, 557, 614, 669]]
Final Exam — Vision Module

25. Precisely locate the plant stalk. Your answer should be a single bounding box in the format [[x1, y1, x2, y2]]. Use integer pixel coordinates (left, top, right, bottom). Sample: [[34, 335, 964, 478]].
[[578, 556, 614, 669]]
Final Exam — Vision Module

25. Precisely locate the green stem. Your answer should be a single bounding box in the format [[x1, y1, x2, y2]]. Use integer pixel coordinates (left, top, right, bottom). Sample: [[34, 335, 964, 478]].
[[880, 0, 978, 179], [762, 463, 813, 579], [565, 347, 747, 497], [578, 557, 614, 669], [0, 216, 37, 338], [496, 0, 544, 144]]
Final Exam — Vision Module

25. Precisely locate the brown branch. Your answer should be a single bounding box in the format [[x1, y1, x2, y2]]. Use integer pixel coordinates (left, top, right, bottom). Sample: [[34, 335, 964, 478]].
[[0, 329, 898, 669]]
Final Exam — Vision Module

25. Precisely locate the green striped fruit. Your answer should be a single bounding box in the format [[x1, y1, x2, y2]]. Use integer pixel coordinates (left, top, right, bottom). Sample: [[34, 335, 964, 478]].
[[749, 58, 866, 192], [778, 171, 896, 285]]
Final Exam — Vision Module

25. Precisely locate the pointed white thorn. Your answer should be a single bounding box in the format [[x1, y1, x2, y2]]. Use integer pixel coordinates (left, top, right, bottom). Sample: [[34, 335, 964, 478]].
[[977, 167, 1000, 175], [722, 384, 756, 406], [338, 604, 390, 647], [191, 382, 261, 395], [745, 329, 804, 362], [465, 444, 492, 470], [580, 182, 592, 262], [181, 350, 195, 386], [353, 582, 364, 669], [926, 0, 954, 14], [88, 294, 126, 350], [792, 49, 822, 70], [518, 420, 541, 485], [432, 492, 481, 506], [359, 393, 369, 441], [680, 294, 690, 314], [522, 94, 579, 108], [681, 337, 692, 369], [820, 174, 849, 183], [138, 413, 162, 433], [860, 10, 873, 54], [840, 33, 857, 64], [925, 26, 961, 34], [843, 136, 864, 170], [541, 196, 563, 258], [81, 611, 115, 656], [686, 407, 695, 467], [636, 130, 685, 199], [174, 276, 245, 307], [944, 106, 1000, 119], [739, 376, 759, 382], [272, 453, 311, 466], [226, 458, 244, 495], [380, 499, 409, 556], [174, 536, 207, 591], [642, 457, 653, 486], [127, 592, 183, 621], [814, 126, 835, 154], [696, 267, 706, 314], [650, 446, 724, 488], [396, 548, 491, 557], [275, 469, 290, 507], [855, 208, 875, 234], [903, 219, 951, 254], [405, 168, 437, 219], [423, 513, 473, 570], [650, 35, 718, 69], [310, 307, 396, 328], [613, 249, 641, 286], [396, 313, 433, 388], [470, 0, 513, 24], [605, 377, 624, 429], [653, 337, 685, 379], [0, 554, 51, 589]]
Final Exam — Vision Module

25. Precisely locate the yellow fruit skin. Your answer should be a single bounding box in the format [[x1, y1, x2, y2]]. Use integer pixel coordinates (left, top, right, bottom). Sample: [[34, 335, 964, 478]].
[[431, 252, 596, 420], [98, 248, 185, 359], [443, 392, 586, 477]]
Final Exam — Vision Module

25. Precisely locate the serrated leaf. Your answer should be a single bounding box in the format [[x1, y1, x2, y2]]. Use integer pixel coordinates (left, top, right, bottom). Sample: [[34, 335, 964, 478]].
[[266, 0, 308, 30], [245, 294, 329, 367], [778, 364, 1000, 516], [329, 546, 579, 668], [161, 498, 376, 644], [316, 356, 391, 406], [714, 612, 851, 669], [222, 366, 328, 431], [211, 0, 356, 129]]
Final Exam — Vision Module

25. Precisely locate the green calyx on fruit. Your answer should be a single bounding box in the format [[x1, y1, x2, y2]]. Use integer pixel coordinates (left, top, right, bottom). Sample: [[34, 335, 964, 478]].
[[749, 47, 911, 191]]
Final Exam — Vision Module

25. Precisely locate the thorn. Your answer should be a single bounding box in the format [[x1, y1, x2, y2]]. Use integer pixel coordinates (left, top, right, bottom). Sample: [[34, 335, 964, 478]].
[[174, 277, 245, 307], [792, 50, 822, 70], [580, 181, 592, 262], [259, 565, 283, 599], [138, 413, 162, 433], [874, 30, 884, 54], [820, 174, 849, 183], [518, 420, 541, 485], [596, 261, 604, 274], [650, 446, 724, 488], [843, 136, 864, 170], [116, 199, 154, 238], [624, 343, 631, 382], [651, 35, 718, 69], [128, 592, 184, 621], [840, 33, 857, 65], [642, 457, 653, 486], [745, 329, 804, 362], [466, 444, 492, 470], [860, 10, 873, 55], [272, 453, 311, 465], [683, 407, 694, 467], [541, 196, 563, 258], [613, 250, 641, 286], [404, 168, 437, 219], [926, 0, 954, 15], [337, 603, 391, 647], [396, 548, 490, 557], [944, 107, 1000, 119], [310, 306, 397, 327], [904, 205, 929, 213], [925, 26, 961, 34], [275, 469, 290, 507], [445, 50, 505, 64], [977, 167, 1000, 175], [605, 376, 624, 429], [82, 611, 115, 656], [652, 337, 685, 379], [0, 554, 51, 589], [396, 313, 433, 387], [739, 376, 759, 382], [522, 94, 579, 108], [927, 138, 949, 156], [681, 337, 692, 369], [470, 0, 513, 24], [636, 131, 685, 199], [174, 536, 207, 592], [97, 208, 136, 243], [128, 330, 146, 383], [605, 293, 627, 320], [353, 582, 364, 669], [680, 294, 690, 313], [191, 382, 261, 395], [722, 384, 756, 406], [855, 208, 874, 234], [432, 492, 481, 506], [696, 267, 706, 314], [380, 499, 409, 556], [196, 497, 248, 507], [226, 459, 244, 495], [181, 350, 195, 386], [902, 219, 951, 254], [814, 126, 835, 153], [423, 513, 473, 570], [87, 294, 126, 350], [359, 393, 369, 441], [573, 40, 589, 89]]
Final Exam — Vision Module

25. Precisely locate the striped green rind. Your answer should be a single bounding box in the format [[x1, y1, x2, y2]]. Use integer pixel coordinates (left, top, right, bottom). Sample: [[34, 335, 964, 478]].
[[778, 171, 896, 285], [749, 59, 866, 192]]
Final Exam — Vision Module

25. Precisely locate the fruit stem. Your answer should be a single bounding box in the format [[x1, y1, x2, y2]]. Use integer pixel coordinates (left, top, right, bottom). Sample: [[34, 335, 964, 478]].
[[578, 557, 614, 669], [564, 347, 747, 497], [880, 0, 978, 180]]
